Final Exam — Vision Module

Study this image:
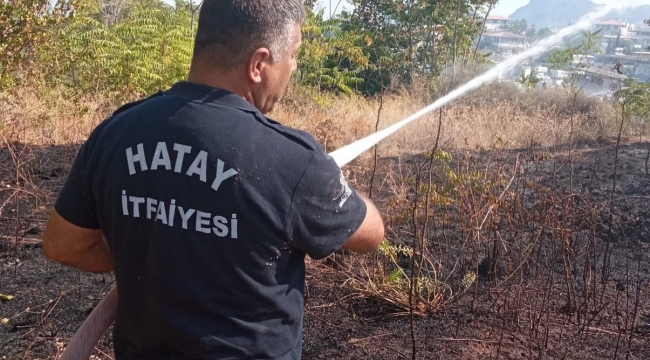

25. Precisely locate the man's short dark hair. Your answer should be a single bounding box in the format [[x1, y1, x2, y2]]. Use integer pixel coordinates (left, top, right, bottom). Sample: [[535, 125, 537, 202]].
[[192, 0, 306, 69]]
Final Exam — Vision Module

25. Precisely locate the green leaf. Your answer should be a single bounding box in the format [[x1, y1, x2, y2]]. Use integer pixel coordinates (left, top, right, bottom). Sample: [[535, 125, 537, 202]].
[[386, 268, 402, 284]]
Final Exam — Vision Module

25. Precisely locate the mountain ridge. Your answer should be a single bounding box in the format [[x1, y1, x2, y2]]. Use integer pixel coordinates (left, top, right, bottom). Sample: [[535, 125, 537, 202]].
[[508, 0, 650, 29]]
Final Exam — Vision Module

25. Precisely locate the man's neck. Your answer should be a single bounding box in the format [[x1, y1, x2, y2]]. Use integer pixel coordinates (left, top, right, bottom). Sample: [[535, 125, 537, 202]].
[[187, 66, 253, 104]]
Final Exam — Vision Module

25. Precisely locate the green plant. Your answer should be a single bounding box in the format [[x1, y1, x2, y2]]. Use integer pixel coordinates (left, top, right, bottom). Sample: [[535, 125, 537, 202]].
[[53, 0, 195, 96], [515, 70, 540, 89], [296, 6, 369, 94], [546, 30, 603, 89], [0, 0, 77, 88]]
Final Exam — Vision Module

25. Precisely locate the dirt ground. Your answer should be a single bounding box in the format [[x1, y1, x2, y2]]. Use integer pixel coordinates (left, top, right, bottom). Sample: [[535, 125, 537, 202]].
[[1, 138, 649, 359]]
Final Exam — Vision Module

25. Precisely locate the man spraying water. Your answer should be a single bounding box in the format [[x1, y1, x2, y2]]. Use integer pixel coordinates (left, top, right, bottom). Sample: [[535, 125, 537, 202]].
[[42, 1, 384, 358], [47, 0, 637, 358]]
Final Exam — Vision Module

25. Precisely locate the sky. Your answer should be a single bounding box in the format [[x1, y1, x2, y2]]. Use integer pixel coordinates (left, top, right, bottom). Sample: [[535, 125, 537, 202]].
[[161, 0, 650, 18], [491, 0, 650, 17], [159, 0, 353, 17], [316, 0, 650, 18]]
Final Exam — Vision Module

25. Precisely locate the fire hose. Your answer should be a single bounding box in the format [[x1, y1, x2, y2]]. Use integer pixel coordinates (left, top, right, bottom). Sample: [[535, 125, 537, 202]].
[[56, 132, 403, 359], [59, 284, 118, 360]]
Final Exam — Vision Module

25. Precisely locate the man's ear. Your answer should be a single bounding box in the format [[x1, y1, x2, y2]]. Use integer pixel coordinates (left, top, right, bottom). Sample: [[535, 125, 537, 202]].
[[247, 48, 272, 84]]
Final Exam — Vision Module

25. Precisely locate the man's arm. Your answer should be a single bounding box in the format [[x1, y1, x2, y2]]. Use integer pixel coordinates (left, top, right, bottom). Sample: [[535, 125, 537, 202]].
[[42, 209, 114, 273], [286, 146, 386, 260], [341, 193, 384, 253]]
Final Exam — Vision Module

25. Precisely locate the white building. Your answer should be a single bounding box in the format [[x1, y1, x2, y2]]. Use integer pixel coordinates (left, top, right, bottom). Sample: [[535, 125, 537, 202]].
[[593, 19, 633, 54], [595, 19, 630, 37], [480, 31, 526, 62], [629, 28, 650, 50], [484, 15, 514, 32], [572, 54, 595, 66]]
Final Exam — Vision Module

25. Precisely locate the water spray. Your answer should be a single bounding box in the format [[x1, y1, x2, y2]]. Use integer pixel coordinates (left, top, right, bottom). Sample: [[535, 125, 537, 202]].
[[58, 2, 636, 358], [330, 1, 634, 167]]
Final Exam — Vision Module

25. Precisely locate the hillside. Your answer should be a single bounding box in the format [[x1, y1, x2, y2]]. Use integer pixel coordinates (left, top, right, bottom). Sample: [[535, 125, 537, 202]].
[[608, 5, 650, 26], [510, 0, 650, 29], [509, 0, 596, 29]]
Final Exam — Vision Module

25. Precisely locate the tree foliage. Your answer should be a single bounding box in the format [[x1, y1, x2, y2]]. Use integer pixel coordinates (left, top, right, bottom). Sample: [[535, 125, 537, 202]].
[[2, 0, 497, 97], [341, 0, 493, 94], [508, 19, 527, 35], [515, 70, 540, 89], [546, 30, 603, 89], [614, 79, 650, 122], [51, 0, 195, 95], [0, 0, 77, 88], [297, 6, 369, 94]]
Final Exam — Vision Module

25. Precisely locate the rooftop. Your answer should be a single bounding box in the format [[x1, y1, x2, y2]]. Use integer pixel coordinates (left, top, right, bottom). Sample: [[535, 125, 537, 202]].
[[583, 66, 628, 80], [598, 53, 642, 60], [596, 19, 627, 26], [486, 15, 512, 21], [483, 31, 525, 39]]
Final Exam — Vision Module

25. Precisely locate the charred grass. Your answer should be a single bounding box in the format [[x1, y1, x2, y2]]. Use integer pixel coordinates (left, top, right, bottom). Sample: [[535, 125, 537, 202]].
[[1, 82, 649, 359]]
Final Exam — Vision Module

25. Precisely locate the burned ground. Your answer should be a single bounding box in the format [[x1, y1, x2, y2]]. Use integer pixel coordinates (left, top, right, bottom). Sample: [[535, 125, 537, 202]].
[[1, 139, 649, 359]]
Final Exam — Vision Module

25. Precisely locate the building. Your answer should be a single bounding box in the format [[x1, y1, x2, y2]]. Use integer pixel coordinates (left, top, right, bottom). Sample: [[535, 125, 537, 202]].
[[579, 65, 628, 98], [572, 54, 595, 66], [484, 15, 514, 31], [629, 28, 650, 51], [591, 51, 650, 82], [479, 31, 526, 62], [595, 19, 630, 37], [593, 19, 633, 54], [629, 52, 650, 82]]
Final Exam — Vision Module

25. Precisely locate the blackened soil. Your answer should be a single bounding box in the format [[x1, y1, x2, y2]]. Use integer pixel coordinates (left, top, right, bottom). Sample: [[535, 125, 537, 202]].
[[1, 139, 649, 359]]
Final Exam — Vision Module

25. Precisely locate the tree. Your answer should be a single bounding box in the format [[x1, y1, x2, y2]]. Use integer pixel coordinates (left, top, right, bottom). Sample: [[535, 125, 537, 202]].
[[45, 0, 196, 96], [341, 0, 493, 94], [508, 19, 527, 35], [614, 79, 650, 121], [546, 30, 603, 88], [297, 7, 369, 94], [302, 0, 319, 12], [341, 0, 407, 94], [515, 70, 540, 89], [99, 0, 131, 26], [0, 0, 77, 88], [606, 39, 614, 55], [537, 26, 553, 40], [3, 0, 504, 98]]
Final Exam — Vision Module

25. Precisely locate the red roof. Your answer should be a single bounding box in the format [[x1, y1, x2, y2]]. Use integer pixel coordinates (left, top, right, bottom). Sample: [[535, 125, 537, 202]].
[[483, 31, 525, 39], [486, 15, 512, 21], [597, 19, 626, 26]]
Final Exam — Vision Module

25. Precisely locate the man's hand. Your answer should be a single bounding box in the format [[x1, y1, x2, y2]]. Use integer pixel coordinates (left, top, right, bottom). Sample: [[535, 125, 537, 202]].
[[342, 193, 384, 253], [42, 209, 114, 273]]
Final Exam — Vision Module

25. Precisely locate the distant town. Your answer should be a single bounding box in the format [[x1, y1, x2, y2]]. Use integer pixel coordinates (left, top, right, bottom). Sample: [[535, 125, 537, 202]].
[[478, 15, 650, 99]]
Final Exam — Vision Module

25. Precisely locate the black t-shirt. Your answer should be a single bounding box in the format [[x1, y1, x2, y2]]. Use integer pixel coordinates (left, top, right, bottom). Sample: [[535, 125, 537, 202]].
[[54, 81, 367, 359]]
